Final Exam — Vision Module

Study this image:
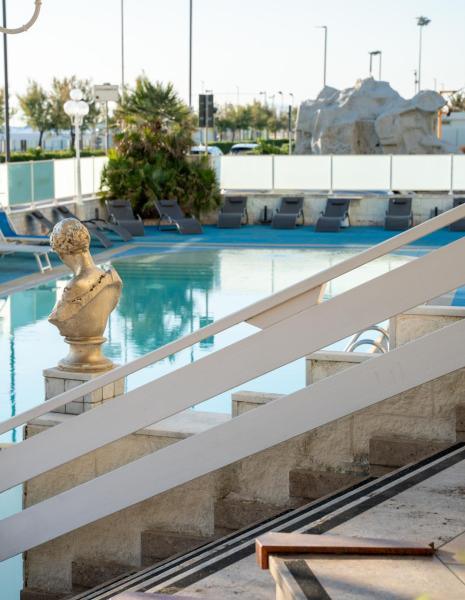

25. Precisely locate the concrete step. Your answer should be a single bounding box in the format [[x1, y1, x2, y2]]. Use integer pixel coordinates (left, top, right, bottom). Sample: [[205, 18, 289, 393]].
[[369, 435, 450, 476], [140, 529, 213, 567], [71, 559, 136, 590], [289, 468, 367, 502], [214, 493, 287, 533]]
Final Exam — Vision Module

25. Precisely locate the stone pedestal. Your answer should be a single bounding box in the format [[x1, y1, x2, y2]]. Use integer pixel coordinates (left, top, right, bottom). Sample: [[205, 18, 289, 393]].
[[43, 366, 125, 415]]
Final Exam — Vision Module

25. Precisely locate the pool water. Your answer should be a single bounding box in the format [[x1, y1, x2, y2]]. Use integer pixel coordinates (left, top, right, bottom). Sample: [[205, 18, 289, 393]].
[[0, 246, 414, 445]]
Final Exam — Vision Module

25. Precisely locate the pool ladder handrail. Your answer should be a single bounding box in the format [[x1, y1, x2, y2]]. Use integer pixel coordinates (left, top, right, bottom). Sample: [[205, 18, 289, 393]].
[[346, 325, 390, 354]]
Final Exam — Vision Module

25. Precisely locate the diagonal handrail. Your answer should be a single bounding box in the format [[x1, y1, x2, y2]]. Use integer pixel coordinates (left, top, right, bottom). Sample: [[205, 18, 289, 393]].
[[1, 202, 465, 436], [2, 311, 465, 560], [2, 235, 465, 494]]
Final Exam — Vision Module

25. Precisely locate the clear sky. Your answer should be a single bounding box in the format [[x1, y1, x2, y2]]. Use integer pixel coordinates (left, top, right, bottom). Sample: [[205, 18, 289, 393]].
[[4, 0, 465, 120]]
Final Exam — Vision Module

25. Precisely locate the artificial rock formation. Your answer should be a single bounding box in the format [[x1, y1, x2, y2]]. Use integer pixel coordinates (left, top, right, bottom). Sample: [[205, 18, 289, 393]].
[[294, 77, 448, 155]]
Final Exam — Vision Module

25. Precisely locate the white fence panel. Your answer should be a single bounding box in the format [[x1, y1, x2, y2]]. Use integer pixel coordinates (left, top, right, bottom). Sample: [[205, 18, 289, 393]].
[[54, 158, 75, 199], [220, 156, 273, 190], [80, 158, 95, 195], [273, 156, 331, 190], [332, 155, 391, 191], [452, 155, 465, 191], [391, 155, 452, 191], [93, 157, 108, 193]]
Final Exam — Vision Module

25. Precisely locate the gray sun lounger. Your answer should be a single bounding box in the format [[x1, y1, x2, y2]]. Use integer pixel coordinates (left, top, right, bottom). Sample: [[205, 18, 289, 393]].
[[217, 196, 248, 228], [55, 205, 133, 242], [106, 199, 145, 236], [29, 210, 54, 233], [384, 197, 413, 231], [271, 197, 304, 229], [154, 199, 203, 234], [53, 206, 114, 248], [0, 239, 52, 273], [449, 197, 465, 231], [0, 208, 49, 244], [315, 198, 350, 232]]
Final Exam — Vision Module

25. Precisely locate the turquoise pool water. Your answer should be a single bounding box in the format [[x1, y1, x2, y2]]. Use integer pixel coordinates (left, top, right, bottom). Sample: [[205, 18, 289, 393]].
[[0, 244, 419, 599], [0, 246, 414, 445]]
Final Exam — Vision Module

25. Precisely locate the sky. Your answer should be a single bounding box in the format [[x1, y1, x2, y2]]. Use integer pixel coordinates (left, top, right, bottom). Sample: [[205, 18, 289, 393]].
[[3, 0, 465, 123]]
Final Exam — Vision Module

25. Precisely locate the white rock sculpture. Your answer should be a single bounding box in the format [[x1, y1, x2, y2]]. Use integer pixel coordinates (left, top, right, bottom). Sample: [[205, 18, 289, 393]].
[[294, 78, 449, 155]]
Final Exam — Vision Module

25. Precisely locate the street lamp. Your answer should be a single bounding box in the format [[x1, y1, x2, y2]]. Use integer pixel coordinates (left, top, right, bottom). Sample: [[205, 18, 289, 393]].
[[315, 25, 328, 87], [121, 0, 125, 95], [259, 91, 267, 106], [416, 16, 431, 93], [369, 50, 382, 80], [277, 90, 284, 113], [64, 89, 89, 204], [189, 0, 193, 108]]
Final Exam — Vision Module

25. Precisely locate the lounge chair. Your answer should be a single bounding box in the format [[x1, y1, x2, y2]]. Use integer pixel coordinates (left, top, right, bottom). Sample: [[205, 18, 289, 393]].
[[106, 199, 145, 236], [449, 197, 465, 231], [0, 208, 49, 244], [53, 206, 113, 248], [0, 235, 52, 273], [315, 198, 350, 232], [384, 197, 413, 231], [217, 196, 248, 228], [29, 210, 54, 233], [154, 199, 203, 234], [271, 197, 304, 229]]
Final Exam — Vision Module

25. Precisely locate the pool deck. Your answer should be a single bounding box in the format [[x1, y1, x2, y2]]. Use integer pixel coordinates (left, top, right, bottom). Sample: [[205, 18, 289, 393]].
[[1, 224, 464, 297]]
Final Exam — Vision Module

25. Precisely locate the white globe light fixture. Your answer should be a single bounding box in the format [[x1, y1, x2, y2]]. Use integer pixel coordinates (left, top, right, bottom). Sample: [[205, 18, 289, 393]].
[[64, 90, 89, 203]]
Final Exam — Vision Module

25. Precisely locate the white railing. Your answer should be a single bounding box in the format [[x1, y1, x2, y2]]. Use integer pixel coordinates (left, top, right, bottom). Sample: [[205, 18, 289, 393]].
[[1, 203, 465, 559], [219, 154, 465, 193]]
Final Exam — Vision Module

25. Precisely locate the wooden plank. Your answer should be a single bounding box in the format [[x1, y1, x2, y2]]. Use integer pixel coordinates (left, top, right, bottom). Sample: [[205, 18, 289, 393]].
[[256, 532, 435, 569]]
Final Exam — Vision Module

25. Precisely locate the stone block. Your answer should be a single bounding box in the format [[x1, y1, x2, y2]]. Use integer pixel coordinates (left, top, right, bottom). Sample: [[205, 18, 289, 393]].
[[102, 383, 115, 400], [45, 377, 65, 401], [20, 589, 72, 600], [231, 391, 281, 417], [140, 530, 212, 566], [115, 378, 125, 396], [64, 401, 84, 416], [369, 435, 449, 468], [71, 559, 134, 589], [214, 493, 282, 532], [289, 468, 365, 501]]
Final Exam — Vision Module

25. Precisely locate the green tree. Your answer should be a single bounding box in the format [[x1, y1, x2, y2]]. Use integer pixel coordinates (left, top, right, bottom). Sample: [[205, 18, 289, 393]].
[[17, 80, 53, 147], [449, 93, 465, 113], [101, 76, 220, 217]]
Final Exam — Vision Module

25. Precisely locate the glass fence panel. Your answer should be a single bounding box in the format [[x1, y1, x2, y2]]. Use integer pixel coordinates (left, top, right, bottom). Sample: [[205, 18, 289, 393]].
[[8, 163, 32, 205], [332, 155, 391, 191], [32, 161, 54, 201], [80, 158, 95, 195], [392, 155, 452, 191], [54, 158, 75, 199], [220, 156, 273, 190], [453, 155, 465, 191], [273, 156, 331, 190]]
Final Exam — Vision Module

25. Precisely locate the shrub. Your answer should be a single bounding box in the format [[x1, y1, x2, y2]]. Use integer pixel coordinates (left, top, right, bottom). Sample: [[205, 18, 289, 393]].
[[101, 77, 220, 217]]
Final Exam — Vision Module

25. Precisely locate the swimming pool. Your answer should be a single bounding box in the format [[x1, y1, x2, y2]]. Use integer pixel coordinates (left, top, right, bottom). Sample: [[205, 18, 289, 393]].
[[0, 245, 415, 445]]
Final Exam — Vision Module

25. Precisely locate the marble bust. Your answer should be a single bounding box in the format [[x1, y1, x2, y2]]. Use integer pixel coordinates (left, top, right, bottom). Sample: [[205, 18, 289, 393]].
[[48, 218, 122, 372]]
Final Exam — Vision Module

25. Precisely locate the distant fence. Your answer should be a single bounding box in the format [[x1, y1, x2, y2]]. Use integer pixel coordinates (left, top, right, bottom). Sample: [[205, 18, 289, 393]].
[[0, 156, 108, 207], [1, 155, 464, 207], [219, 154, 465, 193]]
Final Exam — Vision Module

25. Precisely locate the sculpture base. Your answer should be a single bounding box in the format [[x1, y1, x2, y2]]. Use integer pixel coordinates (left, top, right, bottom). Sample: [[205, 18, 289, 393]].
[[58, 336, 114, 373]]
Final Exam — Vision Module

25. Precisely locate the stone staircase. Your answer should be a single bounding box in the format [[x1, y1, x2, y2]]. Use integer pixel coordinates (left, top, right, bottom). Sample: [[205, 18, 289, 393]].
[[20, 306, 465, 599]]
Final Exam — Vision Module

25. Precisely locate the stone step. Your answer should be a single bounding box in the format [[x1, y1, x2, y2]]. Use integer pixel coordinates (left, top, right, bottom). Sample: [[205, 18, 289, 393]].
[[288, 468, 367, 502], [214, 493, 286, 533], [369, 435, 450, 476], [456, 403, 465, 442], [71, 560, 136, 590], [140, 530, 213, 567]]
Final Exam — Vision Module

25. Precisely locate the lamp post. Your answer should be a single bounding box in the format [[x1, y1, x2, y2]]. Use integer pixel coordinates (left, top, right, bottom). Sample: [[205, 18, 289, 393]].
[[120, 0, 125, 95], [316, 25, 328, 87], [189, 0, 193, 108], [416, 16, 431, 93], [259, 90, 267, 106], [64, 89, 89, 204], [288, 93, 294, 155], [369, 50, 382, 80], [277, 90, 284, 113]]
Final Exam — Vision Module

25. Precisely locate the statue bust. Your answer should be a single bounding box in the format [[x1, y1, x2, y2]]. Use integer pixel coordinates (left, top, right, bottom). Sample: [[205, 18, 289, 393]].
[[48, 218, 122, 372]]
